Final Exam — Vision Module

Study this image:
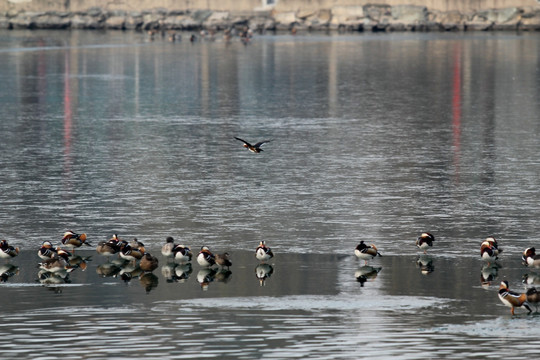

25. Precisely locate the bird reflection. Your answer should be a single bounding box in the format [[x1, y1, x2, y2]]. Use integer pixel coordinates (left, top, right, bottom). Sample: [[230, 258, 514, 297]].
[[197, 268, 217, 290], [0, 263, 19, 282], [481, 262, 501, 288], [96, 262, 122, 278], [354, 265, 382, 287], [255, 263, 274, 286], [118, 262, 143, 283], [526, 287, 540, 313], [139, 272, 159, 293], [215, 268, 232, 283], [523, 272, 540, 286], [37, 269, 71, 289], [416, 254, 434, 275], [161, 262, 193, 283], [67, 253, 92, 271]]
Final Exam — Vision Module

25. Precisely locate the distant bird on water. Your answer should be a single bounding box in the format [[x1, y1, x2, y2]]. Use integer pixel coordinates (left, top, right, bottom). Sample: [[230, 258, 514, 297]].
[[416, 232, 435, 254], [234, 137, 271, 153], [197, 246, 216, 267], [354, 241, 382, 264], [0, 240, 19, 259], [255, 241, 274, 262]]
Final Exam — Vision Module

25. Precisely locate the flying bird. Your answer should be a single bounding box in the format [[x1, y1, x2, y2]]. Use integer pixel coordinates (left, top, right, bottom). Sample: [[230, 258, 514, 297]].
[[234, 137, 271, 153]]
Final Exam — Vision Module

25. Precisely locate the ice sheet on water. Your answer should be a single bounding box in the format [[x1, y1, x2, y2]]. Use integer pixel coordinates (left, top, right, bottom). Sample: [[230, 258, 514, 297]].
[[434, 315, 540, 337], [154, 294, 451, 313]]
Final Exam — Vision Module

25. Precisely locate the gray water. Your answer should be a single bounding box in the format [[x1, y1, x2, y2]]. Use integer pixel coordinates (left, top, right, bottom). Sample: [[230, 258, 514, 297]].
[[1, 29, 540, 359]]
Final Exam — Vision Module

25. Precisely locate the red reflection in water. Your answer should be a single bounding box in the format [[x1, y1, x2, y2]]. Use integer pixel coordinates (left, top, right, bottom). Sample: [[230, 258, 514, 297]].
[[63, 50, 72, 180], [452, 45, 462, 183]]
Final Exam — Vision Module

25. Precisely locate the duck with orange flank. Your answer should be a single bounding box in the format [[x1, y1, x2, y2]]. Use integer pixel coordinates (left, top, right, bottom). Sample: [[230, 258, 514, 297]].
[[484, 236, 502, 256], [480, 240, 498, 263], [197, 246, 216, 267], [498, 280, 532, 315], [61, 230, 90, 250]]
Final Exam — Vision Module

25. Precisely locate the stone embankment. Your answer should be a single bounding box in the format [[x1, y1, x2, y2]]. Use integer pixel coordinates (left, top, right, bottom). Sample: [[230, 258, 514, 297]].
[[1, 4, 540, 32]]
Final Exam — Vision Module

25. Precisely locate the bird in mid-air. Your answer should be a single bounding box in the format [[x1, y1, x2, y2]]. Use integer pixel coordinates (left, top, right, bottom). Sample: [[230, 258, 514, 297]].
[[234, 137, 271, 153]]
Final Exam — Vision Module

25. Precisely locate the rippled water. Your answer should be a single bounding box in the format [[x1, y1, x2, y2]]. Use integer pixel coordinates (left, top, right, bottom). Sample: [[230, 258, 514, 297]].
[[1, 29, 540, 358]]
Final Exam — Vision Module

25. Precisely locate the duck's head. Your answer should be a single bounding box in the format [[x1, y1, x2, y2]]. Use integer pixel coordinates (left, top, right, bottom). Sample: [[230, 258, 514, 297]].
[[419, 233, 434, 240], [485, 236, 497, 244], [42, 241, 53, 248], [166, 237, 174, 243], [500, 280, 509, 290], [523, 247, 536, 260]]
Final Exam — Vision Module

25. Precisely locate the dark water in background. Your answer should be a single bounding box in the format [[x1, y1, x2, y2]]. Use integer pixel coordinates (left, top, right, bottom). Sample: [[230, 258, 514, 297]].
[[1, 30, 540, 358]]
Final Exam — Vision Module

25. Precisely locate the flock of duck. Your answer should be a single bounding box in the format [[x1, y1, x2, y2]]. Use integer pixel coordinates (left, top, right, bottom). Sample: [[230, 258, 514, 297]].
[[0, 230, 276, 290], [356, 232, 540, 315], [2, 228, 540, 310]]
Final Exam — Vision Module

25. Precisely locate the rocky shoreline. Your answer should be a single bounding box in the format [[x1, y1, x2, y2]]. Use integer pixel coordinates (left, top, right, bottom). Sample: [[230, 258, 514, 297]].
[[1, 4, 540, 33]]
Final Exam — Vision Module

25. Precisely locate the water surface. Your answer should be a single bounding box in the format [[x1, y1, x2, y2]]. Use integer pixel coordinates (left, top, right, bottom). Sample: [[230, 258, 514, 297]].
[[1, 29, 540, 358]]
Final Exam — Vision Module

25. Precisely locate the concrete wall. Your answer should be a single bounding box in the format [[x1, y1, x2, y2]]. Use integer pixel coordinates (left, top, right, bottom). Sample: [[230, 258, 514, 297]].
[[2, 0, 539, 13]]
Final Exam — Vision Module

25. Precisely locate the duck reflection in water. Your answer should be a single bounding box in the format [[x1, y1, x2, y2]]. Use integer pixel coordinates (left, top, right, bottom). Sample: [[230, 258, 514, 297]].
[[523, 272, 540, 286], [354, 265, 382, 287], [96, 261, 123, 278], [118, 261, 143, 283], [161, 262, 193, 283], [480, 262, 501, 288], [526, 287, 540, 313], [197, 268, 217, 290], [255, 263, 274, 286], [416, 254, 435, 275], [139, 272, 159, 293], [0, 263, 19, 282], [215, 268, 232, 283], [66, 253, 92, 271], [37, 268, 71, 293]]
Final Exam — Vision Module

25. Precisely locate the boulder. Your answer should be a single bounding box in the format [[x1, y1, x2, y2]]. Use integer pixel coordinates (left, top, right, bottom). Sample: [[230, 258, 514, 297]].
[[520, 8, 540, 30], [125, 15, 143, 30], [9, 12, 39, 29], [162, 15, 185, 29], [392, 5, 427, 23], [274, 11, 296, 26], [363, 4, 391, 22], [249, 17, 275, 31], [331, 5, 364, 25], [477, 7, 521, 23], [141, 13, 163, 30], [34, 14, 71, 29], [71, 14, 105, 29], [105, 16, 126, 30], [203, 11, 230, 29], [431, 10, 466, 31], [465, 13, 494, 31]]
